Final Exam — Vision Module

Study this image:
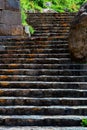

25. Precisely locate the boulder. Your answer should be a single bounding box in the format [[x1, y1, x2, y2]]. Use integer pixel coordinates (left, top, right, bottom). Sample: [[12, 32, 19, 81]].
[[68, 2, 87, 61]]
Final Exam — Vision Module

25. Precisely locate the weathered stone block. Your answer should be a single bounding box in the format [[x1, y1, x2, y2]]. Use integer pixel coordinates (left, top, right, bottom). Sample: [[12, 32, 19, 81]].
[[0, 10, 21, 25], [0, 10, 3, 24], [68, 2, 87, 61], [0, 24, 23, 35], [5, 0, 20, 11], [0, 0, 5, 9]]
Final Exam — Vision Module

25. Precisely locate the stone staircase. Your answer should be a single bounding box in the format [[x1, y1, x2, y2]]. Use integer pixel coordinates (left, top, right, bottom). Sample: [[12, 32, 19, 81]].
[[0, 13, 87, 128]]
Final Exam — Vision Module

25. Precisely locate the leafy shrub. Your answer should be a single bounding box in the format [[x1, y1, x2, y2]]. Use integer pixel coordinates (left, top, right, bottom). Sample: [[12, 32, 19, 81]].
[[81, 119, 87, 127], [20, 0, 87, 19]]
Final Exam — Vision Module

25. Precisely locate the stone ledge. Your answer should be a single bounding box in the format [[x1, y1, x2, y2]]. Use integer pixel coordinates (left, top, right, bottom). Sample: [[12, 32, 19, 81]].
[[0, 127, 86, 130]]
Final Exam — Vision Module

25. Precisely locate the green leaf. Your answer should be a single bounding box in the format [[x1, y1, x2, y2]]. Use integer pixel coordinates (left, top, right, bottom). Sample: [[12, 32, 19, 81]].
[[81, 119, 87, 127]]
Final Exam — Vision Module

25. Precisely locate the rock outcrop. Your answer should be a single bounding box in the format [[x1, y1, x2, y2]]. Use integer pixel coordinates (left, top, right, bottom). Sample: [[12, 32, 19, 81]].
[[0, 0, 23, 36], [68, 2, 87, 61]]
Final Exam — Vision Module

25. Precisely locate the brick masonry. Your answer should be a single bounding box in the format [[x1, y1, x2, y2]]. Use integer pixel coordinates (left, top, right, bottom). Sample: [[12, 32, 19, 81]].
[[0, 0, 23, 36]]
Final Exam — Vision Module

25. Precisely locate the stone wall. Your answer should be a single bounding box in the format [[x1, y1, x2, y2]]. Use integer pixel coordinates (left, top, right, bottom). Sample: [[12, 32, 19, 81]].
[[0, 0, 23, 36]]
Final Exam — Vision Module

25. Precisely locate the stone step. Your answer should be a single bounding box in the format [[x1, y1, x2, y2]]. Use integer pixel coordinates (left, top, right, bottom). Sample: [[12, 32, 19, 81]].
[[27, 18, 73, 21], [28, 19, 72, 27], [0, 127, 86, 130], [34, 26, 70, 30], [0, 53, 70, 58], [32, 33, 68, 37], [34, 31, 69, 35], [0, 43, 68, 47], [0, 63, 85, 69], [32, 36, 68, 40], [0, 68, 87, 76], [27, 13, 75, 15], [28, 15, 73, 17], [3, 44, 68, 50], [29, 21, 71, 24], [34, 29, 69, 32], [28, 22, 71, 27], [0, 75, 87, 82], [0, 36, 67, 42], [27, 16, 74, 18], [2, 49, 69, 53], [28, 19, 73, 22], [29, 17, 74, 20], [0, 39, 68, 43], [30, 25, 70, 28], [28, 16, 73, 19], [27, 14, 74, 18], [27, 14, 74, 17], [0, 58, 71, 64], [0, 41, 68, 45], [0, 89, 87, 97], [2, 47, 69, 51], [33, 24, 70, 27], [28, 23, 70, 26], [33, 26, 70, 29], [0, 115, 83, 126], [0, 41, 68, 46], [33, 31, 69, 33], [34, 29, 69, 34], [0, 97, 87, 106], [0, 68, 86, 75], [33, 28, 69, 32], [31, 34, 68, 38], [34, 27, 69, 30], [0, 106, 87, 115], [0, 81, 87, 89], [0, 49, 69, 54], [30, 25, 70, 29]]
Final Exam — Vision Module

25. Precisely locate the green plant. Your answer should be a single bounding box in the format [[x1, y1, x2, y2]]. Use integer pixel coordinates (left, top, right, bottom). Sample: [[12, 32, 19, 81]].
[[20, 0, 87, 15], [29, 25, 35, 34], [81, 119, 87, 127], [20, 0, 35, 35]]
